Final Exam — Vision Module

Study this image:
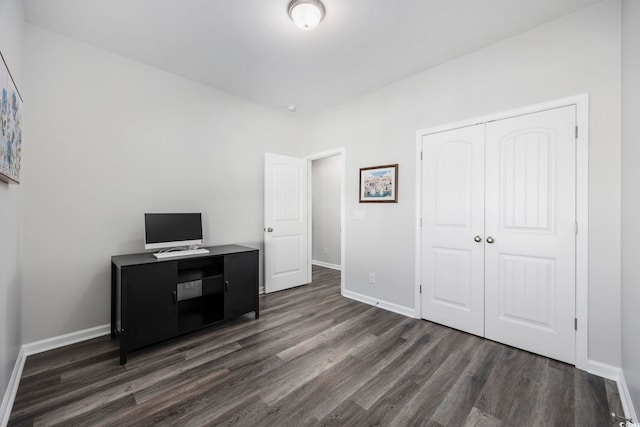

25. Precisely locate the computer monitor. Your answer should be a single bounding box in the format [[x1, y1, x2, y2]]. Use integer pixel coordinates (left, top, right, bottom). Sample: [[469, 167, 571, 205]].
[[144, 213, 204, 250]]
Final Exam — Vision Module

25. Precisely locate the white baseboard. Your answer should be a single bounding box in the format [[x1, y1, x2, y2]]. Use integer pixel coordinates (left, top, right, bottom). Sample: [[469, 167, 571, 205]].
[[342, 289, 418, 318], [0, 324, 111, 426], [587, 359, 638, 421], [587, 359, 621, 381], [311, 260, 342, 271], [618, 370, 638, 422], [23, 324, 110, 356], [0, 347, 26, 427]]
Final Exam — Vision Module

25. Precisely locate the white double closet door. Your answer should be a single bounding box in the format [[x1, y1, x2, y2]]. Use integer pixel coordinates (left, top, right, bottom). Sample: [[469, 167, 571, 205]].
[[421, 106, 576, 364]]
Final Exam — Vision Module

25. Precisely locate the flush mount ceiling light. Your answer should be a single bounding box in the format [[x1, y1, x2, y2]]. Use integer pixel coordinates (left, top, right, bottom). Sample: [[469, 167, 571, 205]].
[[288, 0, 325, 31]]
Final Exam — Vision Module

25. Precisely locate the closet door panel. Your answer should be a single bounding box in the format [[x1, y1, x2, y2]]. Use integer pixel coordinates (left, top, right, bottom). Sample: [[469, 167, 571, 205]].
[[421, 124, 485, 336], [484, 106, 576, 364]]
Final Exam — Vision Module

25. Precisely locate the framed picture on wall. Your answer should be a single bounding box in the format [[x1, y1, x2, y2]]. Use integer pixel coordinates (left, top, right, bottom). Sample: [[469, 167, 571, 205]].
[[0, 49, 23, 184], [359, 164, 398, 203]]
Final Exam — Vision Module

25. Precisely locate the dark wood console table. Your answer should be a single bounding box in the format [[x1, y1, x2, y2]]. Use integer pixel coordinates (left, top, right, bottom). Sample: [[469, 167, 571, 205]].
[[111, 244, 258, 364]]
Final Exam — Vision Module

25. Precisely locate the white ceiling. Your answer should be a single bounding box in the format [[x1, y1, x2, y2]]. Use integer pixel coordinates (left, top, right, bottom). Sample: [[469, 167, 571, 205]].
[[24, 0, 602, 115]]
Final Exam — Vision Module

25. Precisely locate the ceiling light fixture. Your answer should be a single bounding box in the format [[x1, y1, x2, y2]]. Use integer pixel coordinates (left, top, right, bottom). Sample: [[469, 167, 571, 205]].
[[288, 0, 325, 31]]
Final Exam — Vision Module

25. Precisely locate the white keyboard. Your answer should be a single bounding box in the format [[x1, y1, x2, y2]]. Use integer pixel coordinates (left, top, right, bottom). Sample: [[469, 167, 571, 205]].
[[153, 248, 210, 259]]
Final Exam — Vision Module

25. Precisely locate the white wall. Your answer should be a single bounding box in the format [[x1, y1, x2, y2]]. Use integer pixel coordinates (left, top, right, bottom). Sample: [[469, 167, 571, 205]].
[[22, 25, 302, 343], [621, 0, 640, 414], [304, 1, 622, 366], [0, 0, 23, 404], [312, 155, 341, 267]]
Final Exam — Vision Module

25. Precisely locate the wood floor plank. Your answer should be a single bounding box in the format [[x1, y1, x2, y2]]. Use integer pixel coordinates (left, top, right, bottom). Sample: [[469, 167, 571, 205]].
[[244, 356, 369, 427], [463, 407, 502, 427], [606, 377, 625, 419], [356, 377, 425, 426], [275, 305, 374, 362], [498, 352, 549, 425], [528, 359, 576, 426], [473, 346, 537, 421], [49, 394, 137, 427], [29, 349, 234, 426], [350, 324, 452, 411], [115, 366, 232, 427], [8, 266, 623, 427], [9, 349, 188, 423], [20, 337, 118, 379], [575, 369, 613, 427], [280, 357, 369, 424], [260, 342, 357, 405], [208, 394, 272, 427], [316, 400, 367, 427], [387, 338, 478, 425], [429, 340, 501, 426]]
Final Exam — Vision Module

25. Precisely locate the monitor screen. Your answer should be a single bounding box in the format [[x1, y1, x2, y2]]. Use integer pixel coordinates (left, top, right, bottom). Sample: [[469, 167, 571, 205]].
[[144, 213, 203, 250]]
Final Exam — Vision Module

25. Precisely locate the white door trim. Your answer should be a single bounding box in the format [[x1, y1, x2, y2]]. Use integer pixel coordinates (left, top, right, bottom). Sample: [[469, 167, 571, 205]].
[[306, 148, 346, 295], [415, 94, 589, 370]]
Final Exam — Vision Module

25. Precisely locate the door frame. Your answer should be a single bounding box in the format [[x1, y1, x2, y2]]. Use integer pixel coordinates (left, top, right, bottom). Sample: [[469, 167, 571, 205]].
[[306, 148, 346, 294], [414, 94, 589, 370]]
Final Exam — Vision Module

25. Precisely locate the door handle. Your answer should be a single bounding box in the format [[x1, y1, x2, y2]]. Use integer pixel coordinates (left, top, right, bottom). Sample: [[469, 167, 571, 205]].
[[267, 227, 273, 232], [486, 236, 495, 244], [172, 290, 177, 304], [474, 235, 482, 243], [224, 280, 229, 292]]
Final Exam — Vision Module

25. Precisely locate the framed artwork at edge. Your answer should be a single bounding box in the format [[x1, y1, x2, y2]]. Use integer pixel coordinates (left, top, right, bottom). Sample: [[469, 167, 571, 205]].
[[0, 49, 23, 184], [359, 164, 398, 203]]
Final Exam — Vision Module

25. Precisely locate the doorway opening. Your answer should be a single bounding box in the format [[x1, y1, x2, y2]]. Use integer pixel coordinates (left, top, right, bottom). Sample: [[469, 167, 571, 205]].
[[307, 148, 345, 294]]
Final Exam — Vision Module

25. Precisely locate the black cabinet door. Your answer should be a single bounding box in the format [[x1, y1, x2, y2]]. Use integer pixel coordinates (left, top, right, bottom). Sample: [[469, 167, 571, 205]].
[[124, 262, 178, 350], [224, 251, 258, 319]]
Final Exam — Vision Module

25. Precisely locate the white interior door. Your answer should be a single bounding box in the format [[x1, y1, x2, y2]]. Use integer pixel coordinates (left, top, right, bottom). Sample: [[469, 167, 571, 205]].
[[484, 106, 576, 364], [421, 124, 486, 336], [264, 153, 309, 293]]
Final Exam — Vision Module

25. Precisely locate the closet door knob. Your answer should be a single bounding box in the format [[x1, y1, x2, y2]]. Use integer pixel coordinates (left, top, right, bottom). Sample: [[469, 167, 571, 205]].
[[486, 236, 495, 244], [474, 235, 482, 243], [267, 227, 274, 232]]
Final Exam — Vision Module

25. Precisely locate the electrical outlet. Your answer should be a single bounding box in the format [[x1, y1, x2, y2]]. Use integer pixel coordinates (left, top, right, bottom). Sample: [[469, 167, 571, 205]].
[[323, 247, 328, 254], [369, 273, 375, 284]]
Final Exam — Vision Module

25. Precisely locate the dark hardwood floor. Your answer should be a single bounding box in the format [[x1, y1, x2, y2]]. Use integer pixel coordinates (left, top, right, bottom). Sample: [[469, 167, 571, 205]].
[[9, 266, 622, 426]]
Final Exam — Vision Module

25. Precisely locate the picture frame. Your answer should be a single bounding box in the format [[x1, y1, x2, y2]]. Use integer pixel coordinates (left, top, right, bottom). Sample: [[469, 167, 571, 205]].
[[359, 164, 398, 203], [0, 49, 23, 184]]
